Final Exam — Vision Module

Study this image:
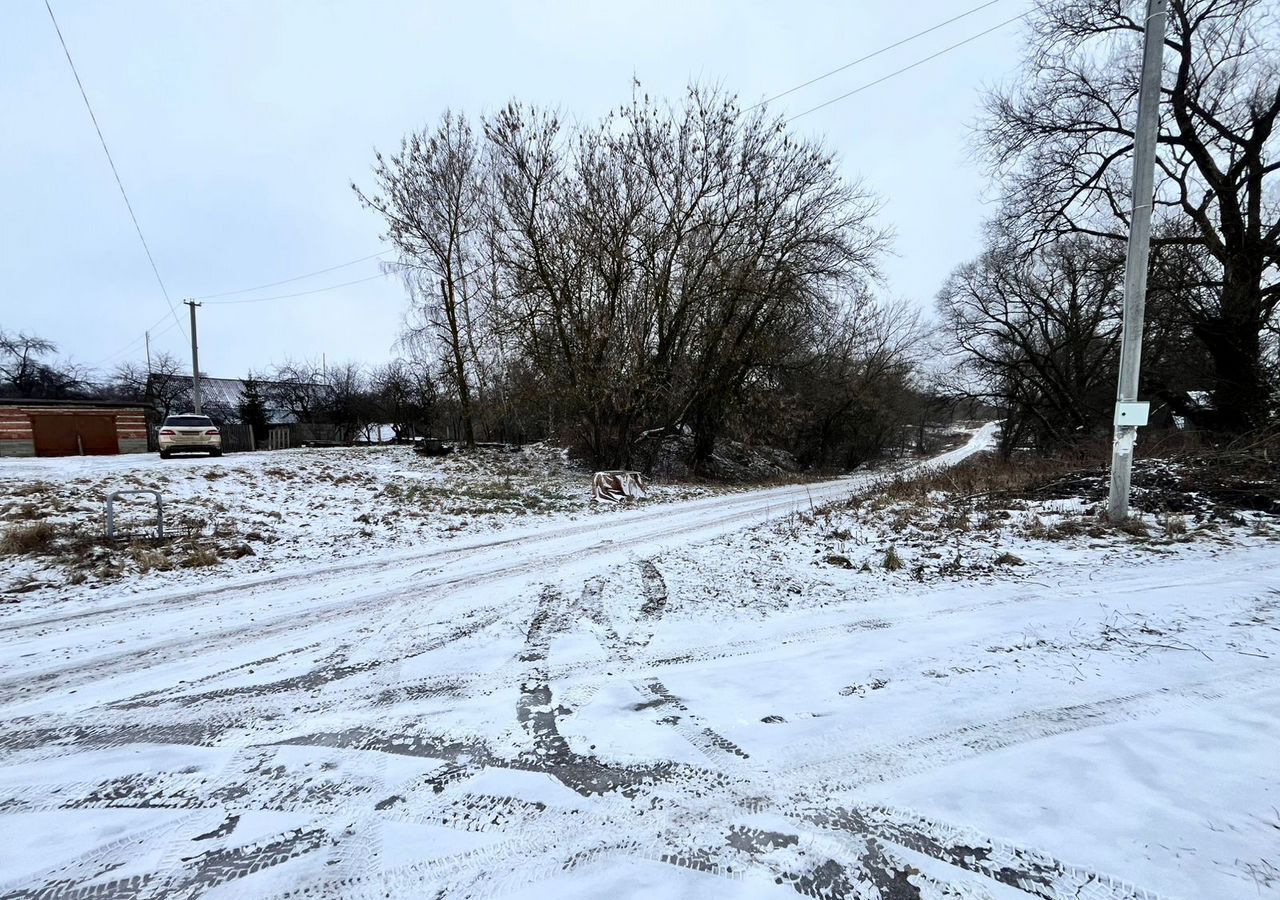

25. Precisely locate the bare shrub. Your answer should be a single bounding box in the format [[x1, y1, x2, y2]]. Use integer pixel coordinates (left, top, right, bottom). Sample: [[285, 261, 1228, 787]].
[[882, 546, 904, 572]]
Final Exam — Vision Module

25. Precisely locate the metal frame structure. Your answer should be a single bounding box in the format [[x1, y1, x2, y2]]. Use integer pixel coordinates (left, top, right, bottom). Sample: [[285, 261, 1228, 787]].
[[105, 489, 165, 540]]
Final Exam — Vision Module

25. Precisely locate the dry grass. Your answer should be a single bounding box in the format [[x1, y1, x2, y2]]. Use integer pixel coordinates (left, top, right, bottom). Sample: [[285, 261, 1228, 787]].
[[1, 521, 57, 555], [1115, 516, 1150, 537], [878, 454, 1085, 507], [130, 547, 174, 573], [180, 546, 220, 568], [4, 481, 53, 498]]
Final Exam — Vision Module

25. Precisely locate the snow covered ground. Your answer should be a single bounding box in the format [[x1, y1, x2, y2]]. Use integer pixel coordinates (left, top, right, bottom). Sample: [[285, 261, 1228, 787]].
[[1, 424, 1277, 899], [0, 442, 734, 604]]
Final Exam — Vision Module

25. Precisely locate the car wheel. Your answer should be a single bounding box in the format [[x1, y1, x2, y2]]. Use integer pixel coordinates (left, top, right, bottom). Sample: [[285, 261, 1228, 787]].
[[211, 449, 223, 457], [159, 450, 171, 459]]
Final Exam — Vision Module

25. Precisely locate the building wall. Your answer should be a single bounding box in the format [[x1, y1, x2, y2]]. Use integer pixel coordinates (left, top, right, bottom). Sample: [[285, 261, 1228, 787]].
[[0, 406, 149, 457], [0, 408, 35, 457]]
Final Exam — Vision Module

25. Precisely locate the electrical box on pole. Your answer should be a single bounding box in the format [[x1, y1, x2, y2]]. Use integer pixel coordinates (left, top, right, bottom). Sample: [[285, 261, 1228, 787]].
[[1107, 0, 1167, 522]]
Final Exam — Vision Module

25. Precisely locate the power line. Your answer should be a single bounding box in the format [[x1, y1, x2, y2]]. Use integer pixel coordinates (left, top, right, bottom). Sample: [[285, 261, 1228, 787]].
[[43, 0, 187, 341], [786, 12, 1029, 121], [88, 260, 391, 369], [751, 0, 1005, 110], [193, 250, 390, 300], [87, 311, 180, 369], [203, 271, 389, 305], [82, 4, 1022, 366], [180, 6, 1011, 310]]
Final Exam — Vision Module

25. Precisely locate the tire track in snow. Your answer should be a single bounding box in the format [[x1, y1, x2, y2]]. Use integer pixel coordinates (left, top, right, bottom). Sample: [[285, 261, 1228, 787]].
[[804, 804, 1168, 900], [0, 425, 998, 699], [0, 467, 867, 639], [0, 480, 861, 708]]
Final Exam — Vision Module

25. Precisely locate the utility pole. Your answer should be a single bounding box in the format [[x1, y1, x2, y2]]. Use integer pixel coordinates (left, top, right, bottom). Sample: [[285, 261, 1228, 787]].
[[145, 330, 151, 374], [185, 299, 203, 414], [1107, 0, 1166, 522]]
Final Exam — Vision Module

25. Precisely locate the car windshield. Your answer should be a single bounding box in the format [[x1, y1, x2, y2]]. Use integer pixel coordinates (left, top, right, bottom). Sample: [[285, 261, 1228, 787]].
[[165, 416, 214, 427]]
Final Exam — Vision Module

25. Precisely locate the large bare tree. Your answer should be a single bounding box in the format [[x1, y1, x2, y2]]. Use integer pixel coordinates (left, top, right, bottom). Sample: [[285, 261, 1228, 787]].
[[357, 86, 918, 470], [937, 237, 1126, 455], [356, 111, 486, 448], [982, 0, 1280, 430], [484, 86, 888, 468]]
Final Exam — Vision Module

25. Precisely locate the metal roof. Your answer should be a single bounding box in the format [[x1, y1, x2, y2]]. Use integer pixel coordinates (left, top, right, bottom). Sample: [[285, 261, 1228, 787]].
[[0, 397, 146, 410]]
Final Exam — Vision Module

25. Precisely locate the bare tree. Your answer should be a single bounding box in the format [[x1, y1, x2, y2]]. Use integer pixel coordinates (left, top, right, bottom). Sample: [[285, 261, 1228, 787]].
[[483, 86, 888, 468], [0, 330, 90, 399], [357, 85, 917, 470], [937, 238, 1126, 455], [110, 351, 187, 417], [370, 359, 437, 440], [264, 360, 325, 424], [356, 111, 486, 448], [319, 361, 369, 441], [981, 0, 1280, 430], [752, 298, 928, 468]]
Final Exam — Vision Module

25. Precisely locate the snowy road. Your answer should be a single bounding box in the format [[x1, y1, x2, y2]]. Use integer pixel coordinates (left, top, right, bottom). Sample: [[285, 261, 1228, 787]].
[[2, 422, 1277, 899]]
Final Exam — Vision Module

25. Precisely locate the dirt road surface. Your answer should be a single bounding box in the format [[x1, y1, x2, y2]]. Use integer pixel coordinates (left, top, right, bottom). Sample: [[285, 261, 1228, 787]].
[[2, 422, 1276, 899]]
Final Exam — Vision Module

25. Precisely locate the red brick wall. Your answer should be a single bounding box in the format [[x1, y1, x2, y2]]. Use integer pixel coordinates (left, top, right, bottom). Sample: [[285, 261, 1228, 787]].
[[0, 408, 33, 443]]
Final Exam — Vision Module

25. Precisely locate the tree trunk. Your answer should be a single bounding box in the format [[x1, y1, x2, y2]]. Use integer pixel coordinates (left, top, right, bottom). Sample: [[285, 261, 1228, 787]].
[[1190, 270, 1271, 433], [691, 408, 718, 476], [441, 279, 476, 448]]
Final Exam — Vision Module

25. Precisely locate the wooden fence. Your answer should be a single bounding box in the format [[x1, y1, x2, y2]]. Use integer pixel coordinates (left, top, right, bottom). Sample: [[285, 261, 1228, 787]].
[[265, 423, 344, 450]]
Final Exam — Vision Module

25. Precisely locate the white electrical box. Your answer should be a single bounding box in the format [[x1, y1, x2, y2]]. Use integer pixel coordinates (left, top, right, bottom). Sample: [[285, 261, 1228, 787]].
[[1114, 401, 1150, 427]]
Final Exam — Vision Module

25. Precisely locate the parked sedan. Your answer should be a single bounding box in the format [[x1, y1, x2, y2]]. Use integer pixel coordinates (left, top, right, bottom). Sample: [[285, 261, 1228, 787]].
[[157, 414, 222, 458]]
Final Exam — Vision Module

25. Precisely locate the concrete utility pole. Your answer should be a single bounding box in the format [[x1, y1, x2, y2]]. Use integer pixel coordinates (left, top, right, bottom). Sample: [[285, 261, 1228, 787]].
[[185, 299, 203, 414], [1108, 0, 1167, 522], [145, 330, 151, 374]]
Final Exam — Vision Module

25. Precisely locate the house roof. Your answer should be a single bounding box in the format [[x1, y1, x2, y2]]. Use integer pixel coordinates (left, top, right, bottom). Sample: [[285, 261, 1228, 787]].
[[158, 375, 324, 404], [156, 374, 325, 425], [0, 397, 146, 410], [174, 376, 249, 409]]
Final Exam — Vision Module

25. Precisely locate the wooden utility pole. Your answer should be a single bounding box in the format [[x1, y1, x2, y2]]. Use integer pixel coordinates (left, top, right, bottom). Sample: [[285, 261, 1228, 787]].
[[1108, 0, 1167, 521]]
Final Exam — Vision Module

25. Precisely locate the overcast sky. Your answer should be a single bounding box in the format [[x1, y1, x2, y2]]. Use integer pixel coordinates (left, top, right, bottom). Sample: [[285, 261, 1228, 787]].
[[1, 0, 1029, 379]]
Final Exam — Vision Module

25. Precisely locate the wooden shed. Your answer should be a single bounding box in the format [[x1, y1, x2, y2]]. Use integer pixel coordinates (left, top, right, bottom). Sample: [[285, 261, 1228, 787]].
[[0, 399, 149, 458]]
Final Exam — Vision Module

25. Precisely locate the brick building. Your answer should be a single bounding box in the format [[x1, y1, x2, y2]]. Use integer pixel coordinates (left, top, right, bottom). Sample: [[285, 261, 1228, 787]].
[[0, 399, 149, 457]]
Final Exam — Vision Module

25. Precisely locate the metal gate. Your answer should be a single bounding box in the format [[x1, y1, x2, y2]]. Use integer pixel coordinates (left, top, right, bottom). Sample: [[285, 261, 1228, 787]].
[[30, 414, 119, 456], [76, 415, 119, 454]]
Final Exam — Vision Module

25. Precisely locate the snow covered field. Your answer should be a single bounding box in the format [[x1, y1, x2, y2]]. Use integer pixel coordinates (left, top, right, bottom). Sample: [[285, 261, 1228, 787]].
[[1, 424, 1277, 899]]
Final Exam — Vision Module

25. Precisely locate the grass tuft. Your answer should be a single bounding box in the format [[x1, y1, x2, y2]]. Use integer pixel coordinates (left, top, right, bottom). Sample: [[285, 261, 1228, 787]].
[[1, 522, 56, 556], [180, 547, 220, 568]]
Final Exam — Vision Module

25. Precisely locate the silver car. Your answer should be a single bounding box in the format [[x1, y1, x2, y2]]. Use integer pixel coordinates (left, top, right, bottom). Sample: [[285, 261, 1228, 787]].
[[158, 414, 222, 458]]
